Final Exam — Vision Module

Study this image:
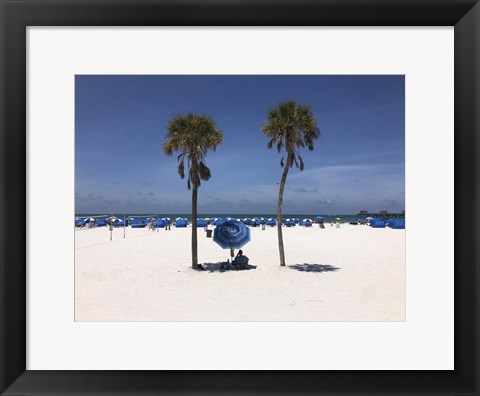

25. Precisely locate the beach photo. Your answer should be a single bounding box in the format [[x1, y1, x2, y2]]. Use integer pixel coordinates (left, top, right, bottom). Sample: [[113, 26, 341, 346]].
[[75, 75, 405, 321]]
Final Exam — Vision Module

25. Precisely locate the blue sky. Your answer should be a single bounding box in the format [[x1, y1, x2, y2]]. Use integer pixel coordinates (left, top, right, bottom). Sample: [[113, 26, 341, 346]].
[[75, 75, 404, 215]]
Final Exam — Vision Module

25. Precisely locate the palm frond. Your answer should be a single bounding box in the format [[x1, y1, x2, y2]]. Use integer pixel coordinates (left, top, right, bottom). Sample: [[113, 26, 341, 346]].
[[177, 159, 185, 179], [293, 157, 298, 169], [199, 161, 211, 181], [276, 141, 282, 153], [298, 155, 304, 171]]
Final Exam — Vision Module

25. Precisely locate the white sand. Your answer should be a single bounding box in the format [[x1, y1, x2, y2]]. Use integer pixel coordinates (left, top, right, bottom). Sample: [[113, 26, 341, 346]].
[[75, 224, 405, 321]]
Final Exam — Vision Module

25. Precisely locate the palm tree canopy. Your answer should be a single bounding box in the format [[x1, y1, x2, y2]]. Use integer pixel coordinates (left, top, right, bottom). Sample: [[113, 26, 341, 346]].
[[163, 113, 223, 189], [262, 100, 320, 170]]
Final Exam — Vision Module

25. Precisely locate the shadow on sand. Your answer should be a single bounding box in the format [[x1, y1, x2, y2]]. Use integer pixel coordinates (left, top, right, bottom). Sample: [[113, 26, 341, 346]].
[[288, 263, 340, 273], [200, 262, 257, 273]]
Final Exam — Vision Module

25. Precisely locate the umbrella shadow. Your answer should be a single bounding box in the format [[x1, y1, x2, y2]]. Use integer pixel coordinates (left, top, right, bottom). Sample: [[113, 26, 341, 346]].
[[200, 262, 257, 273], [288, 263, 340, 273]]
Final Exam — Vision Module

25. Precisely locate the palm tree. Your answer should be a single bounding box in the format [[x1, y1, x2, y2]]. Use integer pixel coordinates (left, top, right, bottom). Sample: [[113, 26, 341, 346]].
[[163, 113, 223, 270], [262, 101, 320, 266]]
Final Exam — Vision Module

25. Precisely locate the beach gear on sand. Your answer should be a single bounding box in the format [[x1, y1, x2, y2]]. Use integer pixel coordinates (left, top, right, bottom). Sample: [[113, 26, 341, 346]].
[[213, 220, 251, 249], [175, 218, 188, 227], [196, 218, 208, 227], [301, 218, 313, 227], [211, 217, 224, 226], [266, 218, 276, 226], [75, 218, 87, 227], [154, 218, 166, 228], [387, 219, 405, 229], [370, 219, 385, 228], [95, 218, 107, 227]]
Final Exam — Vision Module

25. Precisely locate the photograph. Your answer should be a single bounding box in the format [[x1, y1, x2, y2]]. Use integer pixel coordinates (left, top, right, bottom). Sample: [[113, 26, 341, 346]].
[[2, 0, 477, 392], [75, 74, 405, 322]]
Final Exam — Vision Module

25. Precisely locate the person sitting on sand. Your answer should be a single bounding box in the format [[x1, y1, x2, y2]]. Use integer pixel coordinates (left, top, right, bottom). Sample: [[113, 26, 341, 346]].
[[233, 250, 249, 266]]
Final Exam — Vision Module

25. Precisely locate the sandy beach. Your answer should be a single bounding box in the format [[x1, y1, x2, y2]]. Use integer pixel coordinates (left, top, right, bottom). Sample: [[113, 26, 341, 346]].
[[75, 224, 405, 321]]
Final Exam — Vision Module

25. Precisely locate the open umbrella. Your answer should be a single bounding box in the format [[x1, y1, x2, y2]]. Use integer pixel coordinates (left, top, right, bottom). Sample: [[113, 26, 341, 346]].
[[213, 220, 251, 250], [266, 218, 276, 226], [335, 217, 342, 221]]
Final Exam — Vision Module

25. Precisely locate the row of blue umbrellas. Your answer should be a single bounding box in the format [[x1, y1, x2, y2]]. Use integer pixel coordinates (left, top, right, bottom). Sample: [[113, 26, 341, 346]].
[[370, 218, 405, 229], [75, 216, 176, 228], [212, 215, 405, 260], [210, 217, 325, 256], [76, 216, 329, 229], [212, 217, 323, 226], [173, 217, 322, 228], [75, 216, 111, 227]]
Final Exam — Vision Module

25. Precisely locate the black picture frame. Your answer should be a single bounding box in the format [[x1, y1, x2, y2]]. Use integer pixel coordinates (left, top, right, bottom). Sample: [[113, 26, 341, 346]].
[[1, 1, 478, 395]]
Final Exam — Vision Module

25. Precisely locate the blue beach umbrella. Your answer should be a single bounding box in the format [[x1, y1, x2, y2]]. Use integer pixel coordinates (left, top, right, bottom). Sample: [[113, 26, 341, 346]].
[[95, 217, 107, 227], [213, 220, 251, 250], [214, 218, 227, 226], [390, 219, 405, 229], [196, 218, 208, 227], [267, 218, 276, 226], [75, 217, 86, 227], [114, 218, 125, 227], [370, 219, 385, 228], [175, 218, 188, 228], [154, 218, 166, 228]]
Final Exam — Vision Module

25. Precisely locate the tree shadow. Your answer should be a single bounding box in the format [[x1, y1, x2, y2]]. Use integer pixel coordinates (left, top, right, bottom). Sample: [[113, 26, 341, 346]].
[[288, 263, 340, 273], [200, 262, 257, 273]]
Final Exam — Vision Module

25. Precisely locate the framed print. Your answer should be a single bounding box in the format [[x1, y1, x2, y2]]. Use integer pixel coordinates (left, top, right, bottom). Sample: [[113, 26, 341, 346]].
[[0, 0, 479, 395]]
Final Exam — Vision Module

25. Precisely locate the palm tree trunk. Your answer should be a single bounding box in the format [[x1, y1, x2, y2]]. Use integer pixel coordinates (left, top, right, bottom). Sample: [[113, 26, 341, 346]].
[[277, 156, 291, 266], [191, 185, 198, 269]]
